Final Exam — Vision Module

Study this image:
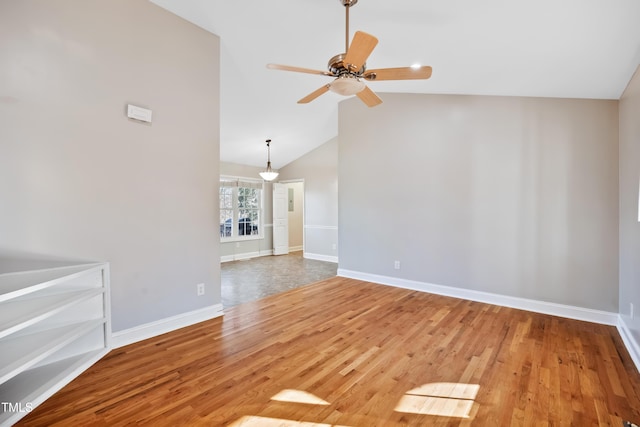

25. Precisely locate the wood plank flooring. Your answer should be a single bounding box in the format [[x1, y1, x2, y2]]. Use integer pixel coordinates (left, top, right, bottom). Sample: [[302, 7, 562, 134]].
[[17, 278, 640, 426]]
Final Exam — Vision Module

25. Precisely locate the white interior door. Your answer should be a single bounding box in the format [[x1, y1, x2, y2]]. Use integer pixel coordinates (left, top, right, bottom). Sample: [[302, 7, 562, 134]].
[[272, 183, 289, 255]]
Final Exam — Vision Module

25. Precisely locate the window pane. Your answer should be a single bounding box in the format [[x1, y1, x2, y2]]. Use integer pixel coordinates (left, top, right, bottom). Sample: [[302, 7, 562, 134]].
[[220, 210, 233, 238], [239, 210, 259, 236], [219, 187, 233, 209], [240, 187, 259, 209]]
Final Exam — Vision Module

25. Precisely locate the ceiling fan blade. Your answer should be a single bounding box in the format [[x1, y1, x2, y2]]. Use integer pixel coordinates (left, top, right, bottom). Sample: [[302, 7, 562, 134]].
[[363, 66, 433, 81], [298, 85, 331, 104], [356, 85, 383, 107], [343, 31, 378, 72], [267, 63, 334, 77]]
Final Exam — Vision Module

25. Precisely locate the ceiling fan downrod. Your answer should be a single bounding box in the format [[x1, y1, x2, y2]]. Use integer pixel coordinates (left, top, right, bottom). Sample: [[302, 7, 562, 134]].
[[340, 0, 358, 53]]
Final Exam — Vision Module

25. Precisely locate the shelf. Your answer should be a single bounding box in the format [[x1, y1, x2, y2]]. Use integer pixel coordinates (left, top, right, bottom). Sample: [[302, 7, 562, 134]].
[[0, 319, 106, 386], [0, 263, 102, 303], [0, 261, 110, 426], [0, 287, 104, 340], [0, 349, 107, 426]]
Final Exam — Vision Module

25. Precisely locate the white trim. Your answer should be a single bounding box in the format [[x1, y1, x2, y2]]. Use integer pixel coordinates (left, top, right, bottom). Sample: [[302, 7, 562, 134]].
[[305, 253, 339, 263], [289, 245, 303, 252], [223, 251, 260, 262], [617, 316, 640, 373], [111, 304, 223, 348], [220, 249, 273, 263], [220, 235, 264, 244], [337, 269, 619, 326], [304, 225, 338, 230], [220, 255, 236, 263], [220, 174, 264, 184]]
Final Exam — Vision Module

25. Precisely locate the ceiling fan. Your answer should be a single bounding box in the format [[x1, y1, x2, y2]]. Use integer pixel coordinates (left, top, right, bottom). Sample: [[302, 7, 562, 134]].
[[266, 0, 432, 107]]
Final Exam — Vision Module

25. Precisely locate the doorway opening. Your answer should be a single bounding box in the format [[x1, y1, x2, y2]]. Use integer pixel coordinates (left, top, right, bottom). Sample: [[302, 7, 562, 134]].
[[221, 178, 337, 308]]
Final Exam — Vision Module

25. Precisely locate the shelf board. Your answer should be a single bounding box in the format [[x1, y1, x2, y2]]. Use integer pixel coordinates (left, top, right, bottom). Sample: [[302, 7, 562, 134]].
[[0, 319, 106, 386], [0, 349, 107, 426], [0, 288, 104, 340], [0, 263, 103, 303]]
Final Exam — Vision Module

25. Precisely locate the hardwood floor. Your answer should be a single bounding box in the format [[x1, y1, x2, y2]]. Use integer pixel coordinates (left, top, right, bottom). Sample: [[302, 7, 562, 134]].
[[18, 278, 640, 426]]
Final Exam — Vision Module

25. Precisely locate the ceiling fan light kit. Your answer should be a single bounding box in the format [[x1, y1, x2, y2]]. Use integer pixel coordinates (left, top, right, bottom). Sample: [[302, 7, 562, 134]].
[[266, 0, 432, 107], [329, 75, 366, 96], [259, 139, 279, 182]]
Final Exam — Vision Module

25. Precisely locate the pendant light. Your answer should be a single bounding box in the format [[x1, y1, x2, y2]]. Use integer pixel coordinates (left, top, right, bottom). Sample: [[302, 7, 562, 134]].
[[259, 139, 279, 181]]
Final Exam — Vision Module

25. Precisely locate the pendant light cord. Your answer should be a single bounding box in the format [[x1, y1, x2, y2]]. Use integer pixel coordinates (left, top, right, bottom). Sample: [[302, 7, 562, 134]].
[[266, 139, 272, 165]]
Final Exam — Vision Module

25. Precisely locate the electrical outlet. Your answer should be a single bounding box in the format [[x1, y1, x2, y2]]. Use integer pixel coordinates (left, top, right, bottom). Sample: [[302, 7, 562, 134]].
[[332, 243, 337, 250], [394, 261, 401, 270], [631, 303, 634, 319], [197, 283, 205, 296]]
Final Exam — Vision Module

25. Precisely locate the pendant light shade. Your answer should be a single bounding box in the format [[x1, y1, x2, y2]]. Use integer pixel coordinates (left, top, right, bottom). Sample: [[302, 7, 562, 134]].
[[259, 139, 279, 181]]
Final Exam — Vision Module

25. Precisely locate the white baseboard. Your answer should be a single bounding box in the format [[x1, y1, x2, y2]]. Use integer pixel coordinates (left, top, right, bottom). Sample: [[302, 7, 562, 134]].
[[111, 304, 223, 348], [289, 245, 303, 252], [337, 269, 619, 326], [304, 253, 338, 263], [617, 316, 640, 373], [221, 250, 273, 263]]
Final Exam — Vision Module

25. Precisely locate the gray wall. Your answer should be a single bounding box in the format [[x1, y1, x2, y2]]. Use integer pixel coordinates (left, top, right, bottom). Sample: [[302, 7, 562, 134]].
[[0, 0, 221, 332], [219, 162, 274, 259], [620, 65, 640, 342], [339, 93, 619, 312], [278, 138, 339, 260]]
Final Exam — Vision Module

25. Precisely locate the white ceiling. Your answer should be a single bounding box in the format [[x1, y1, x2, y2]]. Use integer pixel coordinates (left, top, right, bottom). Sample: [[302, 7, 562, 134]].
[[150, 0, 640, 169]]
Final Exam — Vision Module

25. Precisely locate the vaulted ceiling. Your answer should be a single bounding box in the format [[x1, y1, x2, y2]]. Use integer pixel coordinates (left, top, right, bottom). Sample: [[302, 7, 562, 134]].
[[150, 0, 640, 169]]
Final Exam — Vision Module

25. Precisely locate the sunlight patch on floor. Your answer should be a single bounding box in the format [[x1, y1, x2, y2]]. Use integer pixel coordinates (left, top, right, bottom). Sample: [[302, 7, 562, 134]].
[[227, 415, 350, 427], [271, 389, 330, 405], [395, 382, 480, 418]]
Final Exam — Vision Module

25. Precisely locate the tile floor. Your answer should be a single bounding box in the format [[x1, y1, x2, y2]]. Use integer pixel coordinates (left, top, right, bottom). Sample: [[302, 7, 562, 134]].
[[221, 251, 338, 308]]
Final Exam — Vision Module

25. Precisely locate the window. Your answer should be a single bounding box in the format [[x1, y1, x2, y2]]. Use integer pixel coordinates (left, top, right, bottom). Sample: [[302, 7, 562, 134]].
[[220, 178, 263, 241]]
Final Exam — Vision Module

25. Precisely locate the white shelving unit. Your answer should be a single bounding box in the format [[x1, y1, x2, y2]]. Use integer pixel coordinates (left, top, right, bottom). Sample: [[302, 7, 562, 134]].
[[0, 263, 111, 426]]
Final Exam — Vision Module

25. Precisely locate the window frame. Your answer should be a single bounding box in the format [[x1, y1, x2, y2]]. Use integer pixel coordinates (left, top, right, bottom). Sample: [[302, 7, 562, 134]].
[[219, 176, 264, 243]]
